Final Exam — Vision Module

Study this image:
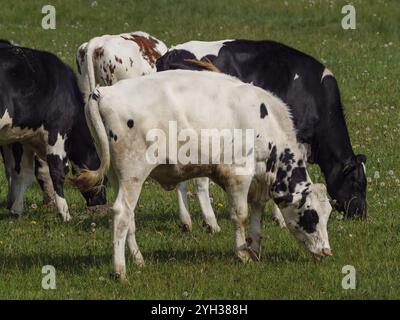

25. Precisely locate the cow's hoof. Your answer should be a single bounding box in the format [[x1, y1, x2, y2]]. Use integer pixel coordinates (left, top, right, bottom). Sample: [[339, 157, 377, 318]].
[[110, 272, 128, 283], [180, 223, 192, 233], [61, 213, 72, 222], [202, 221, 221, 233], [237, 249, 252, 263], [43, 198, 56, 207], [10, 211, 22, 219], [131, 254, 145, 268], [272, 216, 286, 228]]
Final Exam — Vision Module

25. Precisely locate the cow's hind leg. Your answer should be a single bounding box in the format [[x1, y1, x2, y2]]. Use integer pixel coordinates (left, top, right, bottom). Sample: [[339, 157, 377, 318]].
[[46, 134, 70, 221], [1, 145, 15, 209], [9, 144, 35, 216], [271, 203, 286, 228], [194, 177, 220, 233], [113, 167, 151, 282]]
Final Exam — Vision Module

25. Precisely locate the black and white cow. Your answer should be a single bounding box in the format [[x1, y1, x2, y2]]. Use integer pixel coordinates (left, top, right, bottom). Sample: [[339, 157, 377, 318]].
[[0, 39, 58, 215], [156, 39, 367, 227], [72, 70, 332, 281], [0, 44, 106, 220]]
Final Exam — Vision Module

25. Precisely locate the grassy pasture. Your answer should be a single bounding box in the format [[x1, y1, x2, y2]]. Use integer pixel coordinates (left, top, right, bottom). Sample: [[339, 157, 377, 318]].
[[0, 0, 399, 299]]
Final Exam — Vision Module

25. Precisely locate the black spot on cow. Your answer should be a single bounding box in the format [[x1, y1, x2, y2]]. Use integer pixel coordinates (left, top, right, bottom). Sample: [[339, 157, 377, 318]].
[[266, 145, 277, 172], [298, 159, 304, 166], [276, 167, 287, 180], [299, 209, 319, 233], [298, 189, 309, 209], [268, 142, 272, 150], [280, 148, 295, 166], [109, 129, 117, 141], [273, 168, 288, 193], [289, 167, 308, 193], [287, 165, 292, 172], [12, 143, 23, 174], [127, 119, 134, 128], [260, 103, 268, 118], [91, 91, 99, 101], [274, 193, 293, 206]]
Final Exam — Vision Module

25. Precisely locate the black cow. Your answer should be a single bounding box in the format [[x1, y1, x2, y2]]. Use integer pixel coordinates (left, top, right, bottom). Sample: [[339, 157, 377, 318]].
[[0, 43, 106, 220], [157, 39, 367, 218]]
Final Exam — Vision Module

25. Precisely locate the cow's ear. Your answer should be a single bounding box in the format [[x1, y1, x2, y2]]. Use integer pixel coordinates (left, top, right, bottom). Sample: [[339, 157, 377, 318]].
[[356, 154, 367, 164]]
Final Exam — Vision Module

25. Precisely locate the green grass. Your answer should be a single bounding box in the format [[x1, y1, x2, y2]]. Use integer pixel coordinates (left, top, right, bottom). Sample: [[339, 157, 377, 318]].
[[0, 0, 399, 299]]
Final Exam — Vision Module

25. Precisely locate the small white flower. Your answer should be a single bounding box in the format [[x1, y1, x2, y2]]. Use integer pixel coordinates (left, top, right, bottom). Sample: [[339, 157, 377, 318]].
[[90, 222, 96, 228], [388, 170, 395, 176], [374, 171, 380, 179]]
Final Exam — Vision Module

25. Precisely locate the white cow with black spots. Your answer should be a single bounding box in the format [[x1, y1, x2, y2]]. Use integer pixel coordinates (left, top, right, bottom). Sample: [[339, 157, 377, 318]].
[[72, 70, 333, 281]]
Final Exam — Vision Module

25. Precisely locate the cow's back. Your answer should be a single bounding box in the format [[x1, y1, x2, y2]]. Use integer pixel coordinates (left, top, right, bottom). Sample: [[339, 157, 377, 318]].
[[97, 70, 297, 153]]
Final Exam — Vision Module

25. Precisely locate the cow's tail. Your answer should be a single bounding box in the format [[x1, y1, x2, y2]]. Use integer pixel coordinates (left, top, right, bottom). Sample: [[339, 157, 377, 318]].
[[184, 58, 220, 72], [70, 90, 110, 192], [85, 40, 98, 94]]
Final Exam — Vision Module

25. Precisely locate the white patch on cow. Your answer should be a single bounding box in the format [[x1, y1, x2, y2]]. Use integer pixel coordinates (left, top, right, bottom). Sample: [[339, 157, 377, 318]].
[[321, 68, 334, 82], [55, 194, 71, 221], [0, 110, 47, 144], [172, 40, 234, 60], [0, 109, 13, 129], [47, 133, 66, 160], [361, 162, 366, 175], [294, 73, 299, 80]]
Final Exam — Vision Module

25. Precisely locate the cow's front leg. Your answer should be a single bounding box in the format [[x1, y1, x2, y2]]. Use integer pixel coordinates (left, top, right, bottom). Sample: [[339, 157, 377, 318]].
[[34, 156, 56, 206], [194, 177, 221, 233], [226, 177, 252, 263], [46, 135, 71, 222], [247, 202, 266, 261], [271, 203, 286, 228], [176, 182, 193, 232]]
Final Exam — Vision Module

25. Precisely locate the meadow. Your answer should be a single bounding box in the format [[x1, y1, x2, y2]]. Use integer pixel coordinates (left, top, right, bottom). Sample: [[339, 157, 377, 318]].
[[0, 0, 399, 299]]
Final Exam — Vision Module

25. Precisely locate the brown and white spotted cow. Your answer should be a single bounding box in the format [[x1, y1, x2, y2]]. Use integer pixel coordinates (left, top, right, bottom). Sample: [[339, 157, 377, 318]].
[[76, 31, 168, 102]]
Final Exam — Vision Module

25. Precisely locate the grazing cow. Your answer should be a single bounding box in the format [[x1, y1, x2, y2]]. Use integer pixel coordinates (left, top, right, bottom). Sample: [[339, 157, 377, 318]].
[[76, 31, 168, 102], [0, 45, 106, 220], [76, 31, 220, 232], [156, 39, 367, 228], [0, 39, 57, 215], [72, 70, 332, 281]]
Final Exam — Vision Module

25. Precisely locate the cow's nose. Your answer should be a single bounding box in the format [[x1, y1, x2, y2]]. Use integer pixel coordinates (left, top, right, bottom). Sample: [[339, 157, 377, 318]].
[[321, 248, 332, 256]]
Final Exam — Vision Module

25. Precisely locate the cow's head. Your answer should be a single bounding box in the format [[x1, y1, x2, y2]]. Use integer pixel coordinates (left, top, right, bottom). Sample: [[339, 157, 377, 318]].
[[156, 49, 202, 72], [278, 183, 332, 257], [80, 183, 107, 207], [328, 154, 367, 219]]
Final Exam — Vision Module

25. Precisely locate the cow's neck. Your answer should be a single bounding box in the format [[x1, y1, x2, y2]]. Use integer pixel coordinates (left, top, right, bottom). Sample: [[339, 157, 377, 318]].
[[314, 108, 355, 187]]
